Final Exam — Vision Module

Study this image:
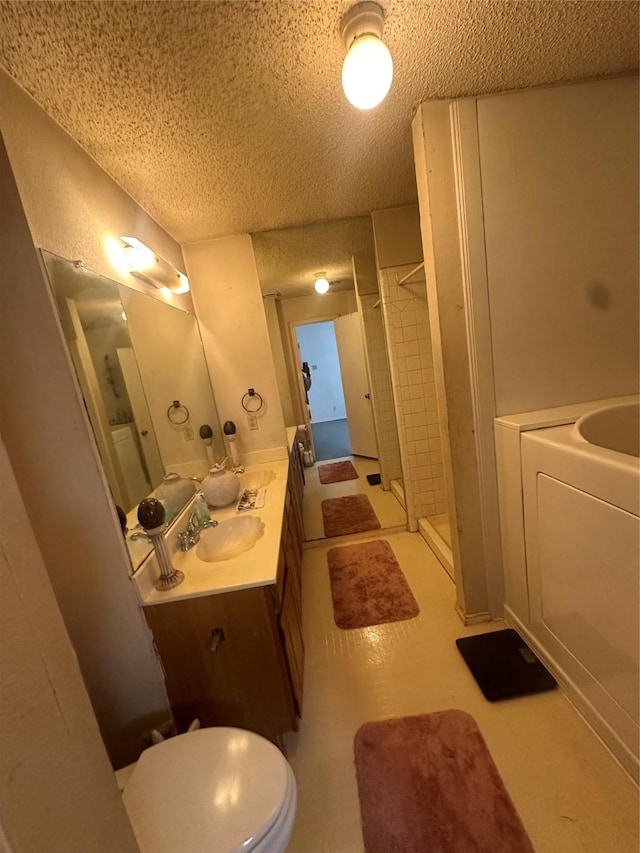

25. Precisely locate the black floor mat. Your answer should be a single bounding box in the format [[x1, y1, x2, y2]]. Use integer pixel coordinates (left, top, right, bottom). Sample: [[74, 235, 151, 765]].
[[366, 473, 381, 485], [455, 629, 556, 701]]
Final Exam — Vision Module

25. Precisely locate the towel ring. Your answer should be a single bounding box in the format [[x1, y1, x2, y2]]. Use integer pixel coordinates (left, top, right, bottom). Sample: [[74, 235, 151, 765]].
[[241, 388, 264, 414], [167, 400, 190, 425]]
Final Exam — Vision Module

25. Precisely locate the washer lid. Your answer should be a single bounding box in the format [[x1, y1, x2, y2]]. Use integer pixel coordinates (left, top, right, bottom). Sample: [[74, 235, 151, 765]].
[[123, 728, 291, 853]]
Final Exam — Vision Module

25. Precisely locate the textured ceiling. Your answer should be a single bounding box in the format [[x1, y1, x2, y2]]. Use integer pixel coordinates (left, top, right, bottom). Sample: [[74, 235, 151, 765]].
[[252, 216, 375, 298], [0, 0, 637, 248]]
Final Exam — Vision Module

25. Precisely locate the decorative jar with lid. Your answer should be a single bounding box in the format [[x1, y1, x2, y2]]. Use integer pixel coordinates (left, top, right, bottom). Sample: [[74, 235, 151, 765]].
[[201, 463, 241, 508]]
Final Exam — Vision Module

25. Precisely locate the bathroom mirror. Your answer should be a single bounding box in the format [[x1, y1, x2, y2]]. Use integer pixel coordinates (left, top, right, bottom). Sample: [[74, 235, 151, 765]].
[[251, 217, 407, 541], [42, 251, 226, 568]]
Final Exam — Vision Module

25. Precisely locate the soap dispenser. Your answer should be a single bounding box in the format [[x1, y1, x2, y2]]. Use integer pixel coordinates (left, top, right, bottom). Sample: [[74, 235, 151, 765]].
[[201, 462, 241, 508], [193, 490, 212, 525]]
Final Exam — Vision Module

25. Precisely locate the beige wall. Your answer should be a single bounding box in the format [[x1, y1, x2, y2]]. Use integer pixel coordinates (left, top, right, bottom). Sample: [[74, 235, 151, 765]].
[[183, 235, 289, 464], [412, 103, 490, 620], [263, 296, 296, 427], [0, 438, 139, 853], [371, 205, 423, 269], [120, 288, 218, 475], [477, 75, 639, 414], [352, 250, 379, 296], [0, 72, 171, 767]]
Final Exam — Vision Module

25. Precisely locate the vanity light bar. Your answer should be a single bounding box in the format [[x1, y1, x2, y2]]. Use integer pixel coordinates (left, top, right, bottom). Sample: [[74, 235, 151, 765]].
[[121, 237, 190, 294]]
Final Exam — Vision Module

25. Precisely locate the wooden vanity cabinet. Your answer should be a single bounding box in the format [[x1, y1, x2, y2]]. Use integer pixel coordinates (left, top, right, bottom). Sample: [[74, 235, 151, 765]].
[[144, 585, 297, 741], [143, 443, 306, 744], [277, 442, 305, 715]]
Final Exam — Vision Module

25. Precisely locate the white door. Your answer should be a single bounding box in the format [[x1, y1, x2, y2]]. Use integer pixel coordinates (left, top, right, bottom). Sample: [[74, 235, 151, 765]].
[[117, 347, 165, 489], [111, 425, 151, 507], [334, 313, 378, 458], [65, 298, 128, 508]]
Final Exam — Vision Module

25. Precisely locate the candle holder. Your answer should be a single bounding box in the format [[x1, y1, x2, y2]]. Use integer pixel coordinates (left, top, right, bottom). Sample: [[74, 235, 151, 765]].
[[138, 498, 185, 591]]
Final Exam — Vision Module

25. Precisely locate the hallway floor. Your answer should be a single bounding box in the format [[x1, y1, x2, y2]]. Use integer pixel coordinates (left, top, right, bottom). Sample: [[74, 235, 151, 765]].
[[285, 526, 638, 853], [303, 455, 407, 541], [311, 418, 351, 461]]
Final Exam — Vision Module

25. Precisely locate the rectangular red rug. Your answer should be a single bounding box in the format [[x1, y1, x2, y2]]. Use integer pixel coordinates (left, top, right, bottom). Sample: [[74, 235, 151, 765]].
[[355, 710, 535, 853], [318, 460, 359, 484], [321, 494, 381, 538], [327, 539, 419, 629]]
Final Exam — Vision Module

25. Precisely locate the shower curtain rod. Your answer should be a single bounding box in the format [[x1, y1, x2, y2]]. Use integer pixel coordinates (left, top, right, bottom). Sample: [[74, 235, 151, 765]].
[[398, 261, 425, 286]]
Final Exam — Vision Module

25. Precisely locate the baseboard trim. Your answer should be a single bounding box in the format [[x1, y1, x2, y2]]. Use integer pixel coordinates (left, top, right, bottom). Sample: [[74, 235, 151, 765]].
[[454, 601, 491, 625]]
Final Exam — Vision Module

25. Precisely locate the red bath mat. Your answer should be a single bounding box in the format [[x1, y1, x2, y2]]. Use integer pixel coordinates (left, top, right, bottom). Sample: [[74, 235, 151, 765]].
[[318, 460, 359, 484], [355, 710, 535, 853], [327, 539, 419, 629], [321, 494, 380, 538]]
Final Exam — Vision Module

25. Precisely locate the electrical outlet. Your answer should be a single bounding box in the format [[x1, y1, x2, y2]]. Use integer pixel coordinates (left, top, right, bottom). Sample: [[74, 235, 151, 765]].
[[247, 415, 259, 430], [183, 425, 194, 441]]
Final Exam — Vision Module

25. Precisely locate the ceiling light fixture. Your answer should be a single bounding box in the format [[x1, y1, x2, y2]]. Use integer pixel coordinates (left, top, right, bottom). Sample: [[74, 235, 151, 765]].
[[121, 237, 190, 294], [314, 273, 330, 294], [341, 1, 393, 110]]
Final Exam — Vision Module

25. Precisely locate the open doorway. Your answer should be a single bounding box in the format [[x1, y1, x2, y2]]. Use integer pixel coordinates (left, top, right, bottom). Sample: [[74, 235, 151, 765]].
[[295, 315, 378, 462], [296, 320, 350, 461]]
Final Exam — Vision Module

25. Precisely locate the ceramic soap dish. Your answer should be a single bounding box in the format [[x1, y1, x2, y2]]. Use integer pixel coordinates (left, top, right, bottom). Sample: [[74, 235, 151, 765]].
[[237, 487, 266, 512]]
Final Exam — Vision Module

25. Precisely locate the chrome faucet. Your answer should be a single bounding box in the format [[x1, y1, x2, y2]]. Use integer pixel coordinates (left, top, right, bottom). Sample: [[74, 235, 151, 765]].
[[178, 514, 200, 551], [129, 531, 150, 543], [177, 512, 218, 551]]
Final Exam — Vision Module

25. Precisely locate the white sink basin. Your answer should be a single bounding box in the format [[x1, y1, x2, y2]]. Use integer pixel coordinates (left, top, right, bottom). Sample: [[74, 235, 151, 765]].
[[195, 516, 265, 563], [239, 469, 275, 490]]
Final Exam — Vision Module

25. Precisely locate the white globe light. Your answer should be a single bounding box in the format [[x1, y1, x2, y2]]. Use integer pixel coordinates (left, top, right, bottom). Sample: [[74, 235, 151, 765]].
[[342, 34, 393, 110], [314, 277, 330, 294]]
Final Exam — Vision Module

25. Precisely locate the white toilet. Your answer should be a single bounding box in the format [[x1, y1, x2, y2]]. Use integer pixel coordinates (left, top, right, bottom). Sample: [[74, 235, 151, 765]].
[[118, 727, 297, 852]]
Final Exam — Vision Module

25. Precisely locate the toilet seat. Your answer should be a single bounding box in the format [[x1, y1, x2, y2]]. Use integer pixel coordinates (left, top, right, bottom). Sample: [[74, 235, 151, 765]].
[[122, 727, 296, 853]]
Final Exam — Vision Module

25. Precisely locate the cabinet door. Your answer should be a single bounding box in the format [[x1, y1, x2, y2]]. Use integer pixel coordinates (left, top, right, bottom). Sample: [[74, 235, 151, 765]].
[[284, 522, 302, 606], [144, 587, 296, 741], [280, 577, 304, 716], [289, 442, 305, 538]]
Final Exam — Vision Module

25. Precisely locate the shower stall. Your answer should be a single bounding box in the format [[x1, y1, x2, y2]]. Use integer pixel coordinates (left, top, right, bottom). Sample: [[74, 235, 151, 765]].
[[376, 260, 453, 580]]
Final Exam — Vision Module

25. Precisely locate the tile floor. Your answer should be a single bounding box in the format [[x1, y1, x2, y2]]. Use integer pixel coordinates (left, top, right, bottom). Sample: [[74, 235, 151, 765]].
[[303, 455, 407, 541], [285, 466, 639, 853]]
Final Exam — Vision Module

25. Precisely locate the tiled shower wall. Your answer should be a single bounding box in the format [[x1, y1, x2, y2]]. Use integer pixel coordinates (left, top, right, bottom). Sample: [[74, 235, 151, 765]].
[[358, 293, 402, 489], [379, 264, 448, 529]]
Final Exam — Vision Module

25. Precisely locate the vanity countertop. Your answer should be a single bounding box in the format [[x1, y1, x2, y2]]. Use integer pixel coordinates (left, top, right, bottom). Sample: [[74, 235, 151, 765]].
[[132, 457, 290, 606]]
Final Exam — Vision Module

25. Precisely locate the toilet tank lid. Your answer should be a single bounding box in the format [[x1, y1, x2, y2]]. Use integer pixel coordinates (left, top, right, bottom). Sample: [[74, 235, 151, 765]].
[[123, 727, 291, 853]]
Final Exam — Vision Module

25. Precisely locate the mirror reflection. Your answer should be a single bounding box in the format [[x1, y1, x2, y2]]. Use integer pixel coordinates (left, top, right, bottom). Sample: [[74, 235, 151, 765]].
[[42, 251, 225, 568], [251, 217, 407, 541]]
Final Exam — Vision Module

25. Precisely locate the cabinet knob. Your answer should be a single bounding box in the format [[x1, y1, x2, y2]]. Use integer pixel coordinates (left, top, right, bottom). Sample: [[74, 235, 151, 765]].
[[209, 628, 225, 653]]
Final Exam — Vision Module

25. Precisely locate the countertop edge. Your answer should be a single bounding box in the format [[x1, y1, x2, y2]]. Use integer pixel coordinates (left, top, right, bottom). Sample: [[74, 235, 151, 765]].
[[132, 457, 290, 606]]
